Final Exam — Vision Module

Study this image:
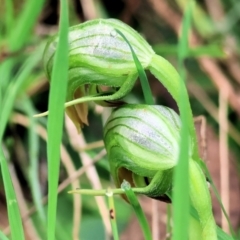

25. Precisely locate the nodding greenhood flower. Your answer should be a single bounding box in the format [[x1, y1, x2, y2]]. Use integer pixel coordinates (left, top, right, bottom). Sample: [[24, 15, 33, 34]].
[[104, 104, 217, 240], [43, 18, 154, 130], [103, 104, 217, 239], [104, 104, 193, 201]]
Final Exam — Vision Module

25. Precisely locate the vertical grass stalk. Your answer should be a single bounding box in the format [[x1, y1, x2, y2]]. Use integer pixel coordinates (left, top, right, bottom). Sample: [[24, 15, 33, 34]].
[[46, 0, 69, 239], [172, 2, 193, 239]]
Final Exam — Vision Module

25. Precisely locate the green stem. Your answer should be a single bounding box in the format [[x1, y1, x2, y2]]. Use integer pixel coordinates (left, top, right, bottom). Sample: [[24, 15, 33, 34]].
[[188, 214, 202, 240], [34, 73, 137, 118], [68, 188, 125, 196], [148, 54, 198, 158], [106, 189, 119, 240], [189, 160, 217, 240], [68, 185, 161, 197]]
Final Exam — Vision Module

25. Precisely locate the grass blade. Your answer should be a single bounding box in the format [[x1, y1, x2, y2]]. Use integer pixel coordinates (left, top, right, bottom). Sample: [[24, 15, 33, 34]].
[[216, 226, 235, 240], [0, 230, 9, 240], [5, 0, 14, 37], [20, 98, 45, 221], [46, 0, 69, 239], [121, 180, 152, 240], [8, 0, 45, 51], [199, 161, 235, 237], [0, 47, 43, 140], [115, 29, 154, 105], [172, 2, 193, 240], [0, 149, 25, 240]]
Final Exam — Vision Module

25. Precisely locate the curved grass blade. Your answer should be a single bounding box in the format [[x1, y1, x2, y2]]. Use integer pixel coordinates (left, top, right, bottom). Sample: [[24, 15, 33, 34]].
[[115, 29, 154, 105]]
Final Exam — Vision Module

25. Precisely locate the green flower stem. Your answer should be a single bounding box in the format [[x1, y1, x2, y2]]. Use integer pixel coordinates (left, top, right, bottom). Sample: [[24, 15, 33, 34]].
[[33, 74, 137, 118], [69, 183, 152, 240], [148, 54, 198, 158], [106, 189, 119, 240], [68, 188, 125, 196], [189, 160, 217, 240], [68, 186, 164, 197]]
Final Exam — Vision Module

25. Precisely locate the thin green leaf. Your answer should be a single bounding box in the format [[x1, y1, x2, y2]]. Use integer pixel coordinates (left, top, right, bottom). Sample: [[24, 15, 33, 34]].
[[172, 2, 193, 240], [0, 149, 25, 240], [5, 0, 14, 37], [115, 29, 154, 105], [199, 161, 235, 238], [1, 0, 44, 97], [46, 0, 69, 239], [0, 47, 43, 140], [0, 60, 15, 104], [0, 230, 9, 240], [216, 226, 235, 240], [121, 180, 152, 240], [176, 0, 215, 39], [8, 0, 45, 51], [19, 98, 45, 221]]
